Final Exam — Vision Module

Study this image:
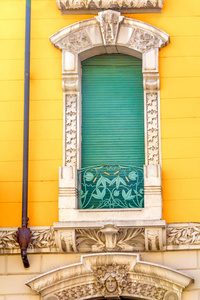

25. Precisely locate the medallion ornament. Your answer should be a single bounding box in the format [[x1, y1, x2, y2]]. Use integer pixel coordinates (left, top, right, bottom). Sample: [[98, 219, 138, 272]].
[[94, 263, 128, 297]]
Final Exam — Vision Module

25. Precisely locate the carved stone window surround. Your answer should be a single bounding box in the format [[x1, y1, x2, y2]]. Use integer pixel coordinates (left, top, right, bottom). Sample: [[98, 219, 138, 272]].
[[50, 11, 170, 226]]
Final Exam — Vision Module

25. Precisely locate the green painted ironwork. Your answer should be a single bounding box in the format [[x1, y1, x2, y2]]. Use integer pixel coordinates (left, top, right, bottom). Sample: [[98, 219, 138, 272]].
[[77, 165, 144, 209]]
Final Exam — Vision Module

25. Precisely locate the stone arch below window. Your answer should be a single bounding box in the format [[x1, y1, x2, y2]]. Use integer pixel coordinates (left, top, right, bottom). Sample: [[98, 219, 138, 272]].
[[26, 253, 193, 300], [49, 10, 170, 238]]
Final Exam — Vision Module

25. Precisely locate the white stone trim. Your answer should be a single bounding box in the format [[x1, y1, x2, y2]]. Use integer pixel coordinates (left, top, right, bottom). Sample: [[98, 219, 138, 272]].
[[2, 223, 200, 253], [49, 10, 170, 223], [56, 0, 165, 14], [26, 253, 193, 300], [54, 221, 166, 252], [167, 223, 200, 250], [0, 227, 57, 254]]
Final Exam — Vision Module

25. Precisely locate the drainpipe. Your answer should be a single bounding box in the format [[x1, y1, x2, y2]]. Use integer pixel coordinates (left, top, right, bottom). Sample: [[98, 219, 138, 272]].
[[16, 0, 32, 268]]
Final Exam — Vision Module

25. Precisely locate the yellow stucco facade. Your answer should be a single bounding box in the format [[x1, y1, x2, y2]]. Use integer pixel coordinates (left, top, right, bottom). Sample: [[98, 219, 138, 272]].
[[1, 1, 200, 300], [0, 0, 200, 226]]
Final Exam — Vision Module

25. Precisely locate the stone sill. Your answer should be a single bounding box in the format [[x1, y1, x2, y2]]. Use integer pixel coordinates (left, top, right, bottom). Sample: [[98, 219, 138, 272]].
[[54, 219, 165, 228], [77, 208, 143, 212], [60, 8, 162, 15]]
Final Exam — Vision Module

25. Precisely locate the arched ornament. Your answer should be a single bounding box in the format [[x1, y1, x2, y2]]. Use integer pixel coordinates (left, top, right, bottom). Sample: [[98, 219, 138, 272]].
[[50, 11, 170, 225], [26, 253, 193, 300]]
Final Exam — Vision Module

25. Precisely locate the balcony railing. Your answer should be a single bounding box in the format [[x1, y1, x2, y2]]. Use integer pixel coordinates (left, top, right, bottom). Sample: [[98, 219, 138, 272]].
[[77, 165, 144, 209]]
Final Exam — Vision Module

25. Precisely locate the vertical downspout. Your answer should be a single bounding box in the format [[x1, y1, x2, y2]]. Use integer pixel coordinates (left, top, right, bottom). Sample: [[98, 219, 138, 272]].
[[16, 0, 32, 268]]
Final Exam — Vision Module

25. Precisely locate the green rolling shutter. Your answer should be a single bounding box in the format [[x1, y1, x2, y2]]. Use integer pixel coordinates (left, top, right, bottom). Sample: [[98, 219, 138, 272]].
[[81, 54, 145, 168]]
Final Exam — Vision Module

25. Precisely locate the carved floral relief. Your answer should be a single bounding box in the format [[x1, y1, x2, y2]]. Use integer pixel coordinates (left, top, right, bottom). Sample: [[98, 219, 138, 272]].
[[2, 224, 200, 252], [125, 282, 167, 299], [55, 283, 99, 300], [0, 228, 56, 250], [76, 226, 145, 252], [0, 230, 19, 249], [146, 93, 159, 165], [55, 263, 169, 300], [57, 0, 165, 11], [65, 94, 77, 167], [167, 225, 200, 245], [128, 28, 161, 52], [56, 30, 92, 53]]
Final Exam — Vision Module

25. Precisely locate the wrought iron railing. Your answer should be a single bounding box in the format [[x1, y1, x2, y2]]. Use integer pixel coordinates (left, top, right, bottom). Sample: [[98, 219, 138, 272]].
[[77, 165, 144, 209]]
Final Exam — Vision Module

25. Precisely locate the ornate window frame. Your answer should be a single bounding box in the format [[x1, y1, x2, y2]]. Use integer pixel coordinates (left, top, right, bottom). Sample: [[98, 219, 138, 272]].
[[50, 10, 170, 230]]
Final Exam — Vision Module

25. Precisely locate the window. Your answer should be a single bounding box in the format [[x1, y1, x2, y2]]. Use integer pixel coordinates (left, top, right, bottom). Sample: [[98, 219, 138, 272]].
[[78, 54, 145, 209], [50, 10, 169, 223], [81, 54, 144, 167]]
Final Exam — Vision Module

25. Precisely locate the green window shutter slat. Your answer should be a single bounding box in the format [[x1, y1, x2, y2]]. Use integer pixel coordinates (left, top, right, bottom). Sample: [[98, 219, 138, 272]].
[[81, 54, 145, 168]]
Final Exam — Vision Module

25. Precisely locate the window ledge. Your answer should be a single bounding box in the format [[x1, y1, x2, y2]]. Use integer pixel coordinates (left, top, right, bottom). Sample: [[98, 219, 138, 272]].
[[77, 208, 143, 212]]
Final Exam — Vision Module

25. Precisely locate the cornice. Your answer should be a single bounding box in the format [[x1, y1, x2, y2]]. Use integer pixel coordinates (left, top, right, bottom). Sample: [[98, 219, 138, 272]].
[[56, 0, 165, 14]]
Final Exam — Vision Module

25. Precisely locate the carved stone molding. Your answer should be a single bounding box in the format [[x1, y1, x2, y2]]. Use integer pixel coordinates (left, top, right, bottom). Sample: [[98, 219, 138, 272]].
[[55, 30, 92, 53], [128, 28, 162, 52], [76, 225, 145, 252], [55, 283, 99, 300], [125, 281, 167, 299], [0, 227, 57, 253], [52, 12, 169, 55], [96, 10, 124, 45], [56, 229, 77, 252], [3, 223, 200, 253], [94, 263, 129, 297], [56, 0, 165, 14], [146, 93, 159, 165], [26, 253, 193, 300], [167, 223, 200, 250], [65, 94, 77, 167], [0, 229, 19, 249], [54, 223, 165, 253], [30, 229, 56, 249]]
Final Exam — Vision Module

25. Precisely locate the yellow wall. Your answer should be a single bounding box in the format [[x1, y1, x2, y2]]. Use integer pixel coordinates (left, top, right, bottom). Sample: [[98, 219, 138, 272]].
[[0, 0, 200, 226]]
